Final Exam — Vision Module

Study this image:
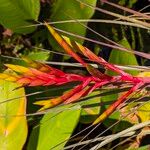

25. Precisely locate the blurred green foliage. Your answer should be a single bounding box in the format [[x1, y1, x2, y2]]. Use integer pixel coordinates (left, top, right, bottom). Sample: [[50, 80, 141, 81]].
[[0, 0, 149, 149]]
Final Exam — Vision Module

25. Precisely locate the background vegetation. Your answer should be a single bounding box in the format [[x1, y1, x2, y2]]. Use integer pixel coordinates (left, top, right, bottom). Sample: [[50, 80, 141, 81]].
[[0, 0, 150, 149]]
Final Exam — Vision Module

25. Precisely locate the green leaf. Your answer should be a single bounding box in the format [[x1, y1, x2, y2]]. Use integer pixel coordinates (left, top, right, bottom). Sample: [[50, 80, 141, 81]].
[[137, 145, 150, 150], [27, 105, 81, 150], [0, 78, 27, 150], [101, 92, 132, 132], [127, 145, 150, 150], [136, 72, 150, 122], [48, 0, 97, 51], [27, 51, 50, 61], [79, 90, 101, 124], [107, 37, 139, 75], [137, 102, 150, 122], [119, 0, 137, 8], [12, 51, 50, 68], [51, 0, 96, 42], [0, 0, 40, 33]]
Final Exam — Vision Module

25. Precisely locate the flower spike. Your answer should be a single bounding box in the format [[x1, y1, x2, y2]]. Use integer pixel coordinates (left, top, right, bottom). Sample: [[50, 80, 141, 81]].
[[0, 23, 149, 125]]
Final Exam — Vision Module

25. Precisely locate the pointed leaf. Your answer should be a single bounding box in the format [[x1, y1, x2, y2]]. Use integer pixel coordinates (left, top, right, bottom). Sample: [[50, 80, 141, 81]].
[[27, 105, 81, 150]]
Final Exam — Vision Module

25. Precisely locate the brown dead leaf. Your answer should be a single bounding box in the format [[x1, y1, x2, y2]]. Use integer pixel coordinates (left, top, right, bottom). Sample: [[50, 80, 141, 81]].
[[3, 29, 13, 37]]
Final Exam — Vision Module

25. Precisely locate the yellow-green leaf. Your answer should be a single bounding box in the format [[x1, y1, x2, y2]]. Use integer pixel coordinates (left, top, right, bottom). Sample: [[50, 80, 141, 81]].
[[0, 79, 27, 150], [137, 102, 150, 122], [0, 0, 40, 33], [107, 37, 139, 76], [79, 90, 101, 124], [27, 105, 81, 150]]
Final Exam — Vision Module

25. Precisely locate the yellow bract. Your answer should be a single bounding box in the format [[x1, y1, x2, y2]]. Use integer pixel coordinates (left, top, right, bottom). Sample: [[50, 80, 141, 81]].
[[5, 64, 30, 74], [137, 72, 150, 77]]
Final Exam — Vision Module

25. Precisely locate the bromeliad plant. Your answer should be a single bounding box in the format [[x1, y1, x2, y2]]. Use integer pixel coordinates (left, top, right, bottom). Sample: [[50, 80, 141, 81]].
[[0, 22, 150, 125]]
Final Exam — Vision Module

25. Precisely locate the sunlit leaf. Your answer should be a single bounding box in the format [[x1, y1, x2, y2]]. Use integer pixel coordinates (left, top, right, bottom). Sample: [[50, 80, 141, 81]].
[[27, 51, 50, 61], [0, 76, 27, 150], [136, 71, 150, 122], [0, 0, 40, 33], [137, 102, 150, 122], [27, 104, 81, 150]]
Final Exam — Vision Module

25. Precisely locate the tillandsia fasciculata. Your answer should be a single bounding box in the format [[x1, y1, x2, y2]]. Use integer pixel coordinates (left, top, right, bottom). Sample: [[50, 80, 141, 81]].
[[0, 22, 149, 125]]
